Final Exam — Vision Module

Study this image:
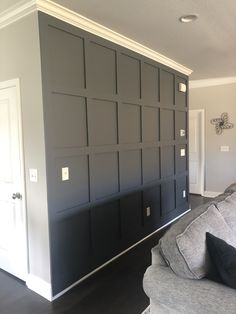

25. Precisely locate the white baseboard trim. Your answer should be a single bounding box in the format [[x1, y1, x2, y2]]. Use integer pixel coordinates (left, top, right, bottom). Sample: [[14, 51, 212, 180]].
[[203, 191, 223, 198], [52, 209, 191, 301], [141, 305, 150, 314], [26, 274, 52, 301]]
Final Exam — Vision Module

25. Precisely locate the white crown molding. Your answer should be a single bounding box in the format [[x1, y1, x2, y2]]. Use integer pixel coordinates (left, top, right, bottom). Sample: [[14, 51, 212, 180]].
[[189, 76, 236, 89], [26, 273, 52, 301], [0, 0, 36, 29], [0, 0, 192, 76]]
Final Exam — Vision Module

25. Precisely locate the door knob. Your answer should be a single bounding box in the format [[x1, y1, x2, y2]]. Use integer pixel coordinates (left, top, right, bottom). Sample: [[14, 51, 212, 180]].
[[12, 192, 22, 200]]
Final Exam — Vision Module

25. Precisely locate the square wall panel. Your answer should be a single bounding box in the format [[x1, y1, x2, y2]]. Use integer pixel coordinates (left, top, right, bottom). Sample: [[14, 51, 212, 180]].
[[176, 176, 188, 208], [161, 180, 175, 217], [160, 70, 174, 105], [161, 146, 175, 178], [160, 109, 174, 141], [87, 42, 116, 95], [91, 201, 120, 264], [51, 94, 87, 148], [120, 150, 142, 190], [176, 77, 187, 107], [176, 144, 187, 174], [50, 209, 91, 293], [90, 152, 119, 200], [175, 111, 187, 141], [120, 192, 143, 241], [52, 155, 89, 212], [142, 107, 159, 142], [119, 103, 141, 144], [142, 148, 160, 184], [119, 53, 140, 99], [142, 63, 159, 103], [48, 26, 85, 92], [88, 99, 117, 146]]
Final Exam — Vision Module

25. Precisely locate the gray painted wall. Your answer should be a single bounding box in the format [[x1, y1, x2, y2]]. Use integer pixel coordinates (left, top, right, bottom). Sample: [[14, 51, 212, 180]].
[[0, 13, 51, 284], [189, 83, 236, 192]]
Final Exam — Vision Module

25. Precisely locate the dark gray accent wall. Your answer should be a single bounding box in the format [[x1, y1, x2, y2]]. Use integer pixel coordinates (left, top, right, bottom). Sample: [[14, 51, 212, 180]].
[[38, 12, 189, 295]]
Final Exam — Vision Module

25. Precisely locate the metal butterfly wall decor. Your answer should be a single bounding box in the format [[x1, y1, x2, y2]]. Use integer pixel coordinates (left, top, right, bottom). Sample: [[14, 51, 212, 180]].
[[210, 112, 234, 135]]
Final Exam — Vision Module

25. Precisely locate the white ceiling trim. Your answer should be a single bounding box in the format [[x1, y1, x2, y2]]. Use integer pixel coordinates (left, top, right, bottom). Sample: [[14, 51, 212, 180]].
[[0, 0, 37, 29], [189, 76, 236, 89], [0, 0, 192, 76]]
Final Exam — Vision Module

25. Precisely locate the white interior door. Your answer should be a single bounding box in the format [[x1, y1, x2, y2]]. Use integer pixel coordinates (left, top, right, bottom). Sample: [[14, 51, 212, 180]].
[[0, 79, 27, 281], [189, 109, 205, 195]]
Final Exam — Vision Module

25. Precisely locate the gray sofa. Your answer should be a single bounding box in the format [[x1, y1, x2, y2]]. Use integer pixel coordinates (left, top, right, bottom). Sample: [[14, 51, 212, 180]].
[[143, 183, 236, 314]]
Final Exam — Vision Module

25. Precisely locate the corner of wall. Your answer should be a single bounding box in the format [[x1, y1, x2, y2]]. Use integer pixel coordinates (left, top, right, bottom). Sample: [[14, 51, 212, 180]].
[[26, 274, 52, 301]]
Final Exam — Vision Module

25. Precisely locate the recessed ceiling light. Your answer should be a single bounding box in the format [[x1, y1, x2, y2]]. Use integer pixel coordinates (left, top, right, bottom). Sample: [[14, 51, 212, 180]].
[[179, 14, 198, 23]]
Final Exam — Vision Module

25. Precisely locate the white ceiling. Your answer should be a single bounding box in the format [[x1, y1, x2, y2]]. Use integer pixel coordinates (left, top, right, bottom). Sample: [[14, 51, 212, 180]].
[[52, 0, 236, 80]]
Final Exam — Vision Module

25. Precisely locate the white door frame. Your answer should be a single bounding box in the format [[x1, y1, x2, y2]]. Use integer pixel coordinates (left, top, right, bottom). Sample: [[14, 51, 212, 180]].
[[0, 78, 28, 280], [189, 109, 205, 196]]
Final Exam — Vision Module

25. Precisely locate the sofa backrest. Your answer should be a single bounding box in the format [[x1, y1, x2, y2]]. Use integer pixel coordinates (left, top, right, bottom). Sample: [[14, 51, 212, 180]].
[[224, 183, 236, 194], [159, 192, 236, 279], [216, 192, 236, 234]]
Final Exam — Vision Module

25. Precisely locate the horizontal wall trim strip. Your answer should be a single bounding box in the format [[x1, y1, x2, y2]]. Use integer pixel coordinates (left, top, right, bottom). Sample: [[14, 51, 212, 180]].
[[52, 142, 188, 159], [0, 0, 192, 76], [189, 77, 236, 89], [55, 172, 189, 217], [52, 90, 188, 111], [52, 208, 191, 300]]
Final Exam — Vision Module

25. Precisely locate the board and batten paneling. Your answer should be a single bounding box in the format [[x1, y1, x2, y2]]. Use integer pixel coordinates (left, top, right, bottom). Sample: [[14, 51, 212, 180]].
[[38, 12, 189, 295]]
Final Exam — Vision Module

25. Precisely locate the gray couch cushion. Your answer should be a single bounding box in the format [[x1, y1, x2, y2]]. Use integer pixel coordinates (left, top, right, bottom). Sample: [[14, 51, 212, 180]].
[[144, 265, 236, 314], [159, 194, 230, 279], [176, 204, 236, 279], [216, 192, 236, 234]]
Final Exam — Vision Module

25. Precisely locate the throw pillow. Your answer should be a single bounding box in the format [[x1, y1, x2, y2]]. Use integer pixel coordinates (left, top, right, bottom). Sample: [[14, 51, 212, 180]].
[[206, 232, 236, 289], [176, 204, 236, 279]]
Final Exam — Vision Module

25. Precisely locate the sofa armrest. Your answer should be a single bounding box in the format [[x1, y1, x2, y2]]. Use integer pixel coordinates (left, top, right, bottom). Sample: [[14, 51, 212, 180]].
[[143, 265, 236, 314]]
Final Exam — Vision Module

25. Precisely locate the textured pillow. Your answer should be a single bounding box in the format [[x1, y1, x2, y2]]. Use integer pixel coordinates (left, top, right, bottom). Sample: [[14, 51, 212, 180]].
[[176, 204, 236, 279], [216, 192, 236, 234], [206, 232, 236, 289], [159, 194, 231, 279], [159, 202, 211, 279]]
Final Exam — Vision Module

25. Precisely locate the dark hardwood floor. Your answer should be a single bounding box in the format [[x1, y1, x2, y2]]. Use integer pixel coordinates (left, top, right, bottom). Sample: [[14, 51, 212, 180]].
[[189, 193, 212, 209], [0, 194, 210, 314]]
